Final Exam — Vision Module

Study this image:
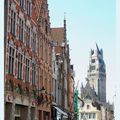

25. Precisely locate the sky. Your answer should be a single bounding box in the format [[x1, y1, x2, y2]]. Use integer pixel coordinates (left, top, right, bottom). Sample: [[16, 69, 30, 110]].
[[48, 0, 116, 104], [116, 0, 120, 119]]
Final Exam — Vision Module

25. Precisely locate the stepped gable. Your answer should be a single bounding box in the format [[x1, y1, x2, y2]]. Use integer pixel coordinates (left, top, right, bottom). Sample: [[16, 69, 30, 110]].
[[51, 27, 64, 46]]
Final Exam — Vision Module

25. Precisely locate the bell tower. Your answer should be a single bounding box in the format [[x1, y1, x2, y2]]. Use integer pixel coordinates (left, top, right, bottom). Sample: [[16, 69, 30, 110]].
[[87, 44, 106, 102]]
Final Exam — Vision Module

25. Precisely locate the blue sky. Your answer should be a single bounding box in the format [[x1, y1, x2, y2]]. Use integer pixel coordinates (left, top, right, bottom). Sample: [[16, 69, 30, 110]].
[[48, 0, 116, 103]]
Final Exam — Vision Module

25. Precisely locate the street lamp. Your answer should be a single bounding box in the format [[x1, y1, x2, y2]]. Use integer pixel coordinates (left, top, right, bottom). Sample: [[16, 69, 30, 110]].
[[39, 86, 46, 93], [37, 87, 53, 105], [37, 86, 46, 104]]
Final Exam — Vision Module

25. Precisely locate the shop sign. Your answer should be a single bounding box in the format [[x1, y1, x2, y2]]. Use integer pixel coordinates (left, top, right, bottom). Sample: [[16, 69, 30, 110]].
[[6, 94, 13, 103]]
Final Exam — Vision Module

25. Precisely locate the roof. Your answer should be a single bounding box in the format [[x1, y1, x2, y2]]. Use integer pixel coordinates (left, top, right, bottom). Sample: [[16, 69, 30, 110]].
[[81, 81, 98, 100], [51, 27, 65, 46]]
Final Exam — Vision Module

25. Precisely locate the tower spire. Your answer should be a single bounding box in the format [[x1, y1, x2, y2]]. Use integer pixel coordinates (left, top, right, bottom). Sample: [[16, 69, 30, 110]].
[[87, 45, 106, 102], [64, 12, 67, 45], [64, 12, 66, 33], [96, 43, 99, 51], [64, 12, 66, 21]]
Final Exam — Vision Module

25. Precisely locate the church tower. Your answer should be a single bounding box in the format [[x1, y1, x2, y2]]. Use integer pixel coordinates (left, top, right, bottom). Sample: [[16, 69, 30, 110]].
[[87, 44, 106, 102]]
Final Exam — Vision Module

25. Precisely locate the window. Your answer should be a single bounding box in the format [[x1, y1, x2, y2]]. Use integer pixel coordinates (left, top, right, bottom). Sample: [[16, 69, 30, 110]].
[[10, 10, 16, 35], [93, 113, 96, 119], [45, 71, 47, 81], [32, 32, 36, 53], [15, 105, 21, 117], [20, 0, 24, 9], [85, 113, 88, 119], [45, 40, 47, 61], [18, 53, 22, 79], [26, 26, 30, 48], [32, 63, 36, 85], [25, 58, 30, 82], [87, 105, 90, 109], [27, 0, 31, 16], [19, 18, 24, 41], [40, 67, 43, 85], [40, 39, 43, 58], [91, 59, 95, 63], [9, 47, 14, 74], [45, 20, 48, 34], [90, 65, 95, 71], [81, 113, 84, 119], [89, 113, 92, 118]]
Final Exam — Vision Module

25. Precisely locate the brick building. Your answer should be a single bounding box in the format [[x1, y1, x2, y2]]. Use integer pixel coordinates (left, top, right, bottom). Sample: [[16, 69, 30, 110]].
[[36, 0, 52, 119], [69, 65, 75, 118], [51, 20, 75, 120], [4, 0, 52, 120]]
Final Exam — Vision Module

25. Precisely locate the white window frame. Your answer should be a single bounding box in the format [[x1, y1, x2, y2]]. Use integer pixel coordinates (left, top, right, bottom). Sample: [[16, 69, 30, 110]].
[[10, 10, 16, 35], [27, 0, 31, 16], [26, 26, 30, 48], [18, 52, 23, 79], [9, 46, 14, 75], [19, 18, 24, 41], [32, 32, 36, 53], [32, 63, 36, 85], [25, 58, 30, 82]]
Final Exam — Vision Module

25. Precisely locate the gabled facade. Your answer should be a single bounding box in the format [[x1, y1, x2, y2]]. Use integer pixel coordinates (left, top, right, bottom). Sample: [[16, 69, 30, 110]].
[[79, 98, 102, 120], [36, 0, 52, 119], [51, 19, 75, 120], [4, 0, 52, 120], [5, 0, 38, 119]]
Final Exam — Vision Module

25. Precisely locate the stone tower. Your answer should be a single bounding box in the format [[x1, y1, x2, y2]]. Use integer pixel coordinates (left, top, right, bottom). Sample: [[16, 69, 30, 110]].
[[87, 44, 106, 102]]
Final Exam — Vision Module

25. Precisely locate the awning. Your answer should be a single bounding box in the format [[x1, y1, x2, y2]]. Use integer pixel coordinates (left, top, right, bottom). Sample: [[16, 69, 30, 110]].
[[53, 106, 68, 118]]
